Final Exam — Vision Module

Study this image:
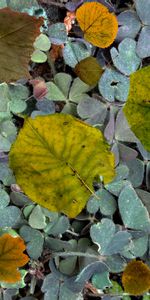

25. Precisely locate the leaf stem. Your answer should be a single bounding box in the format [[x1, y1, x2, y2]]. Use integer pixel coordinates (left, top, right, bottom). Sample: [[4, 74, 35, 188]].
[[47, 51, 57, 76], [53, 251, 106, 261]]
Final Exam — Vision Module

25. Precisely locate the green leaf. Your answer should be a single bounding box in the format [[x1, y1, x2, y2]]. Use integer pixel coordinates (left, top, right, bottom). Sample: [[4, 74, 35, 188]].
[[31, 49, 47, 63], [123, 66, 150, 151], [48, 23, 67, 45], [118, 184, 150, 231], [0, 206, 21, 227], [110, 38, 141, 75], [34, 33, 51, 51], [9, 114, 115, 218], [28, 205, 47, 229], [0, 189, 10, 208], [92, 271, 112, 289], [19, 225, 44, 259], [63, 40, 91, 68], [98, 68, 130, 102]]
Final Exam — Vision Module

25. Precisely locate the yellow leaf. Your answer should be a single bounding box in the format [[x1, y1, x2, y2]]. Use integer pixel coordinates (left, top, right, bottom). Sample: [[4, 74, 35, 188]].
[[76, 2, 118, 48], [0, 8, 43, 82], [9, 114, 115, 218], [0, 233, 29, 283], [122, 260, 150, 295], [123, 66, 150, 151], [74, 57, 103, 85]]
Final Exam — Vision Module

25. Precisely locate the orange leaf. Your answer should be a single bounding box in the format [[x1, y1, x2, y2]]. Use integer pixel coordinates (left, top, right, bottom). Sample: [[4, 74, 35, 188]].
[[74, 56, 103, 85], [0, 8, 43, 82], [122, 260, 150, 295], [0, 233, 29, 283], [76, 2, 118, 48]]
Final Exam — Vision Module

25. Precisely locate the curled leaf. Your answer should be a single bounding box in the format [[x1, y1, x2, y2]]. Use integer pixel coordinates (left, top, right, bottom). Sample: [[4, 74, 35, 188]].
[[9, 114, 115, 218], [0, 233, 29, 283], [122, 260, 150, 295], [76, 2, 118, 48]]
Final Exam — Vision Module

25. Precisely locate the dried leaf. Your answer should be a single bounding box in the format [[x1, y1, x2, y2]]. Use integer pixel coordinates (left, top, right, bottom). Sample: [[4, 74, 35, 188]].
[[74, 57, 103, 85], [29, 78, 48, 100], [122, 260, 150, 295], [9, 114, 115, 218], [76, 2, 118, 48], [0, 233, 29, 283], [123, 66, 150, 151], [0, 7, 43, 82]]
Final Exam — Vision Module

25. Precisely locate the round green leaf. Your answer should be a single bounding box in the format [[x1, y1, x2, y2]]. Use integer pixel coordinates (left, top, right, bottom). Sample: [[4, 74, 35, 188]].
[[31, 49, 47, 63], [34, 33, 51, 51]]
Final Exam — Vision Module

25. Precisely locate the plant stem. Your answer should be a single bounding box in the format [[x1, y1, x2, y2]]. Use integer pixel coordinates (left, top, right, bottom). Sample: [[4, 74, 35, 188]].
[[47, 52, 57, 76], [53, 251, 106, 261]]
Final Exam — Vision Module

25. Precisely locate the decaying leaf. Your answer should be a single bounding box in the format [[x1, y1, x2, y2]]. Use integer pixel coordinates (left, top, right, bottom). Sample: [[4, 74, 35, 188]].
[[0, 233, 29, 283], [0, 7, 43, 82], [123, 66, 150, 151], [74, 57, 103, 85], [76, 2, 118, 48], [122, 260, 150, 295], [9, 114, 115, 218]]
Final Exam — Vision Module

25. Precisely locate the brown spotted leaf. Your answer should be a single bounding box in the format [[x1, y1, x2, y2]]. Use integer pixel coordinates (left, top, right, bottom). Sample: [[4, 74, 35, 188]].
[[74, 57, 103, 85]]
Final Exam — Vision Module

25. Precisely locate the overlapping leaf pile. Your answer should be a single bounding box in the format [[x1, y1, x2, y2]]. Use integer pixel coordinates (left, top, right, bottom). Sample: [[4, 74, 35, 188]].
[[0, 0, 150, 299]]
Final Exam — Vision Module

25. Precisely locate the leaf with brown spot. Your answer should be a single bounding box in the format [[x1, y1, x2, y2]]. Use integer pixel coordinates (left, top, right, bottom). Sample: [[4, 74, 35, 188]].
[[0, 8, 43, 82], [0, 233, 29, 283]]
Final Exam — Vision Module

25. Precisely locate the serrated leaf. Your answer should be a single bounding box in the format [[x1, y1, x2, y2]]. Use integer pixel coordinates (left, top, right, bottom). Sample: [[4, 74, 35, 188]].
[[122, 260, 150, 295], [0, 233, 29, 283], [0, 8, 43, 82], [9, 114, 115, 218], [98, 68, 129, 102], [76, 2, 118, 48], [110, 38, 141, 75], [123, 66, 150, 151], [74, 57, 103, 85], [118, 185, 150, 232]]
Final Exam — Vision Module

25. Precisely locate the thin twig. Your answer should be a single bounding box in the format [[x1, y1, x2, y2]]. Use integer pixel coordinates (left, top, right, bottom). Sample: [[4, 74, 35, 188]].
[[38, 0, 65, 8]]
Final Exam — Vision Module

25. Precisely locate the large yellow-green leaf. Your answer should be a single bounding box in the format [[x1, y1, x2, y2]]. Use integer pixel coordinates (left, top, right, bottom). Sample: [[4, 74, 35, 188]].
[[123, 66, 150, 151], [9, 114, 115, 218], [0, 8, 43, 82]]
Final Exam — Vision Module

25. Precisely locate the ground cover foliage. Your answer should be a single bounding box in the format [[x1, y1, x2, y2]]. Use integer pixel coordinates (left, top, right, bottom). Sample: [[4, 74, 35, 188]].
[[0, 0, 150, 299]]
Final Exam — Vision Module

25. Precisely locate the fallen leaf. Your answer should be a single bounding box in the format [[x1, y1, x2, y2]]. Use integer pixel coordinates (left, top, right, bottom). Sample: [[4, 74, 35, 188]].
[[122, 260, 150, 295], [123, 66, 150, 151], [0, 233, 29, 283], [9, 114, 115, 218], [29, 78, 48, 100], [49, 44, 63, 62], [0, 7, 43, 82], [74, 57, 103, 85], [76, 2, 118, 48]]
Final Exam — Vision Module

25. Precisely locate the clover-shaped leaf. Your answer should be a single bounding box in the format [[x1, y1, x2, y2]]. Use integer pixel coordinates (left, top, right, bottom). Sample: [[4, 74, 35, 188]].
[[98, 68, 129, 102], [110, 38, 141, 75]]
